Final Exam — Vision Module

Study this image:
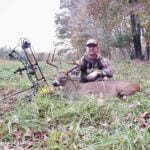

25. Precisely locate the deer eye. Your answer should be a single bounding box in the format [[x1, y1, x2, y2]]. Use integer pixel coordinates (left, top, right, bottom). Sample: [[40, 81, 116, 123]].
[[61, 77, 67, 81]]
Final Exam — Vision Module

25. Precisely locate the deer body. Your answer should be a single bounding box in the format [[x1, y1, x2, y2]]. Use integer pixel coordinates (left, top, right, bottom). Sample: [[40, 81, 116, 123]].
[[52, 72, 140, 99]]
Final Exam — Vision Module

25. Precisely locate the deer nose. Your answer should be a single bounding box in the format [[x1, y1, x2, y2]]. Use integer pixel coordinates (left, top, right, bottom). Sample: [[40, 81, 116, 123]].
[[52, 81, 59, 87]]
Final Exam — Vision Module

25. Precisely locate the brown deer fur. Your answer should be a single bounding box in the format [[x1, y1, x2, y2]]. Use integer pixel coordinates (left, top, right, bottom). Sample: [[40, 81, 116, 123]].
[[52, 72, 140, 99]]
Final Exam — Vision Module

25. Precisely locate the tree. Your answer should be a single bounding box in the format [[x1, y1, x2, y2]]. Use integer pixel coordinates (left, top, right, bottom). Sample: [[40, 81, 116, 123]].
[[54, 0, 150, 60], [129, 0, 143, 60], [54, 0, 72, 54]]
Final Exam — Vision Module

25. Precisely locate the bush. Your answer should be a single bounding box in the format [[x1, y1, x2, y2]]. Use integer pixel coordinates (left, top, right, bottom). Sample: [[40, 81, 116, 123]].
[[111, 33, 132, 48]]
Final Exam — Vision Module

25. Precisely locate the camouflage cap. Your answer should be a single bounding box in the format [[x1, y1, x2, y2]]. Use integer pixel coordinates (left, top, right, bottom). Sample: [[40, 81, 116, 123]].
[[86, 39, 98, 46]]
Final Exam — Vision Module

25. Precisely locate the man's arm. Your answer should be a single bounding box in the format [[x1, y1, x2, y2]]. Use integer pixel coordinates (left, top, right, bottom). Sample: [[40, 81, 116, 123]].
[[87, 58, 113, 81]]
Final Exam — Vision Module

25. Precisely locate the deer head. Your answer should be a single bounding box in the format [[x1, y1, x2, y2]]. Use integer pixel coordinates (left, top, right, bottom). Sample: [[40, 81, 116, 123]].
[[52, 71, 69, 87], [47, 49, 80, 90]]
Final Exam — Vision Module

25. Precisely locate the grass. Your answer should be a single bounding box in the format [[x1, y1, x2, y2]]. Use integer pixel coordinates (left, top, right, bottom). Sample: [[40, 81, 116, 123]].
[[0, 59, 150, 149]]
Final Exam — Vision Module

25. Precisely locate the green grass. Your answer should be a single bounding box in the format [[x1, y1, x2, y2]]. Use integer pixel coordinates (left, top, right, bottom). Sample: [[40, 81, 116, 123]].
[[0, 59, 150, 149]]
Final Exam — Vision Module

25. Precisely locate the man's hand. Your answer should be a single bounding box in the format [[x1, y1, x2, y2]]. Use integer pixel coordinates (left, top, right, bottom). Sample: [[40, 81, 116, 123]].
[[87, 70, 102, 80]]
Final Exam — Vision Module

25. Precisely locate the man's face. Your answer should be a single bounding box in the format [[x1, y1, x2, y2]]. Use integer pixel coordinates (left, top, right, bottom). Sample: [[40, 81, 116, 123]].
[[86, 44, 98, 57]]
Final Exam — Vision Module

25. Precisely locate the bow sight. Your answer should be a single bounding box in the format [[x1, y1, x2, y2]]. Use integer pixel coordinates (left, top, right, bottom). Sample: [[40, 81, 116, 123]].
[[1, 38, 49, 101]]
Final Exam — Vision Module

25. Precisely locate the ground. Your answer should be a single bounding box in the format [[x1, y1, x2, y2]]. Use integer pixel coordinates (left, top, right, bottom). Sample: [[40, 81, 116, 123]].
[[0, 88, 16, 116], [0, 60, 150, 149]]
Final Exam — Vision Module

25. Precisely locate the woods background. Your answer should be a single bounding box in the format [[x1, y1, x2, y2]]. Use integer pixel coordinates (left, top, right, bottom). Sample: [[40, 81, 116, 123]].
[[0, 0, 150, 61]]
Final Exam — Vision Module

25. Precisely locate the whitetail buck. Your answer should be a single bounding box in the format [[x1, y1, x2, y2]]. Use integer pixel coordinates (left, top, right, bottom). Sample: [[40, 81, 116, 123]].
[[47, 50, 140, 99], [52, 71, 140, 99]]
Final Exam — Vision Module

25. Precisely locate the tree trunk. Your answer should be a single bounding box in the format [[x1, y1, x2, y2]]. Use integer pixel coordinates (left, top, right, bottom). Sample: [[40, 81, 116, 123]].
[[130, 12, 143, 60], [145, 42, 150, 60]]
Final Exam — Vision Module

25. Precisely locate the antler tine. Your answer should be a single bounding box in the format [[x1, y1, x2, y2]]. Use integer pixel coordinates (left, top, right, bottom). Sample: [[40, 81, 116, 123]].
[[51, 47, 56, 62], [65, 60, 80, 74], [46, 49, 58, 71], [62, 58, 78, 65], [66, 65, 79, 74]]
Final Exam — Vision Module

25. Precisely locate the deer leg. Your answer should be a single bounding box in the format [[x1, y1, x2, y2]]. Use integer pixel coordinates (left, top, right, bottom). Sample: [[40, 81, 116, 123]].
[[117, 93, 128, 99], [118, 89, 136, 99], [122, 95, 128, 100], [117, 91, 130, 99]]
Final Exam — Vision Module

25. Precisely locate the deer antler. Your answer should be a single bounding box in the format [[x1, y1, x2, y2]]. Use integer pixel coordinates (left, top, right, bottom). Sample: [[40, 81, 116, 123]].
[[46, 48, 58, 71], [65, 60, 81, 75]]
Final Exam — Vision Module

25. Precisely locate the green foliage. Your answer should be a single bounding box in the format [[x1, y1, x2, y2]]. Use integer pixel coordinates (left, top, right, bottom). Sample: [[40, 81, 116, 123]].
[[111, 33, 132, 48], [0, 60, 150, 149]]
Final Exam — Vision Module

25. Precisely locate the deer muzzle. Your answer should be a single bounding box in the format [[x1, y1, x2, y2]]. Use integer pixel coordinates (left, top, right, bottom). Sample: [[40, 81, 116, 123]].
[[52, 80, 60, 87]]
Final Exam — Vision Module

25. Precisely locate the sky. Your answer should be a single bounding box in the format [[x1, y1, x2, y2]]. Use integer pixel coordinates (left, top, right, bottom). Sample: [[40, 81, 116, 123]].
[[0, 0, 60, 52]]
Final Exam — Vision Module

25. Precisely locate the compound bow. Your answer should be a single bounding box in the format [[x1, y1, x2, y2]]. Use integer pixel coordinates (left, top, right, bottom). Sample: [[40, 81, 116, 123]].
[[1, 38, 49, 101]]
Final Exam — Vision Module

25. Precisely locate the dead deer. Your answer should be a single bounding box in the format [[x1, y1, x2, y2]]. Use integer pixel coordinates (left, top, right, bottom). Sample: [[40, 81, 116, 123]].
[[47, 49, 140, 99], [52, 71, 140, 99]]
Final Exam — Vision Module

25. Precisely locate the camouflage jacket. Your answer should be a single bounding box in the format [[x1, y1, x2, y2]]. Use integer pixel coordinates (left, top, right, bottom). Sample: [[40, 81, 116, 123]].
[[71, 53, 113, 83]]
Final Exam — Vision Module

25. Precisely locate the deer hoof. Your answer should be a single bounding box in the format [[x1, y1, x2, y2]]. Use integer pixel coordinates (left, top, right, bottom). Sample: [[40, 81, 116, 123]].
[[122, 95, 127, 100]]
